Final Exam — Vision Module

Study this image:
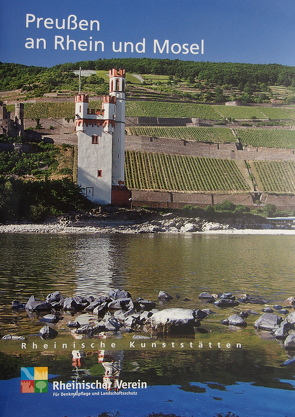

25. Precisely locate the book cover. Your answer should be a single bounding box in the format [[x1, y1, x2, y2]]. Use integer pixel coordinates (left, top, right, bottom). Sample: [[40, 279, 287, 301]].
[[1, 1, 295, 417]]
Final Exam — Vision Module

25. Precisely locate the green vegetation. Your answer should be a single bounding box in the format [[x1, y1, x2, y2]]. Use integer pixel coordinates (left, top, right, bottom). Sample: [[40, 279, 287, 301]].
[[253, 161, 295, 193], [0, 177, 90, 223], [235, 128, 295, 149], [127, 126, 236, 143], [125, 151, 249, 192], [2, 58, 295, 103], [0, 142, 59, 177]]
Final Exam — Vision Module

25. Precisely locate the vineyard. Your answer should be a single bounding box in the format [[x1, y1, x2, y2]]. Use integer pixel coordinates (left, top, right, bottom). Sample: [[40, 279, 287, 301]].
[[235, 128, 295, 149], [216, 105, 295, 120], [125, 101, 222, 119], [253, 161, 295, 193], [127, 126, 236, 143], [21, 100, 295, 124], [125, 151, 249, 192]]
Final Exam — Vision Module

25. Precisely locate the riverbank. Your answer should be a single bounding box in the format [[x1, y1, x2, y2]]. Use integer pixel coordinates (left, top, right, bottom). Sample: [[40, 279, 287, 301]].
[[0, 209, 294, 234]]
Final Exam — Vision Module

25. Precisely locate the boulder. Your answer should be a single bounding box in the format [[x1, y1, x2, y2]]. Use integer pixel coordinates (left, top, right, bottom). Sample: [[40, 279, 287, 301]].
[[214, 299, 239, 308], [149, 308, 197, 334], [108, 289, 131, 300], [285, 311, 295, 325], [222, 314, 247, 327], [198, 292, 215, 303], [2, 334, 25, 340], [254, 313, 282, 331], [63, 297, 79, 311], [158, 291, 173, 301], [25, 295, 52, 312], [135, 298, 156, 311], [39, 325, 58, 339], [11, 300, 25, 310], [271, 320, 293, 340], [40, 314, 61, 324], [284, 334, 295, 349]]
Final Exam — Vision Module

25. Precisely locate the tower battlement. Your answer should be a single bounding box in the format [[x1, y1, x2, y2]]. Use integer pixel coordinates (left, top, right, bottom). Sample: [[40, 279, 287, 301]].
[[75, 94, 89, 103], [109, 69, 126, 78]]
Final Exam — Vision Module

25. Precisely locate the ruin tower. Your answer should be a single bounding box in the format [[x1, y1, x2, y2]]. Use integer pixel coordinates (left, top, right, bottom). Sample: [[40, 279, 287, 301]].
[[75, 69, 129, 205], [14, 103, 24, 136]]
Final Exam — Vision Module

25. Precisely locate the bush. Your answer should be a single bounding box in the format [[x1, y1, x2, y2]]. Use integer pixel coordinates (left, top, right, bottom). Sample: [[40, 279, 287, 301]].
[[263, 203, 277, 217], [234, 204, 250, 214], [214, 200, 236, 212]]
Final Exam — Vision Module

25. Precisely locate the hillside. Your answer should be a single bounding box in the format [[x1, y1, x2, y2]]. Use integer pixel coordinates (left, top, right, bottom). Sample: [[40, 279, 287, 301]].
[[1, 58, 295, 215]]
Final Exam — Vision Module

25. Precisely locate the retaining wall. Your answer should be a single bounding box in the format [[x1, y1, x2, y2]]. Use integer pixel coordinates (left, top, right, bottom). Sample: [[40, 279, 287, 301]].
[[125, 135, 295, 161]]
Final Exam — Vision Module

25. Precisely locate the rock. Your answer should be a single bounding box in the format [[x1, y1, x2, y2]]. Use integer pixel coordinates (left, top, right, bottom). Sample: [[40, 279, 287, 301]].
[[194, 309, 208, 320], [73, 296, 89, 310], [135, 298, 156, 311], [67, 321, 80, 328], [254, 313, 282, 331], [273, 305, 283, 311], [214, 299, 239, 308], [104, 317, 122, 331], [280, 357, 295, 366], [271, 320, 293, 340], [180, 223, 197, 233], [108, 298, 134, 311], [198, 292, 215, 302], [93, 302, 109, 317], [25, 295, 52, 312], [40, 314, 61, 324], [286, 296, 295, 306], [238, 295, 268, 304], [285, 311, 295, 325], [11, 300, 25, 309], [149, 308, 197, 334], [39, 325, 58, 339], [279, 309, 289, 315], [46, 291, 62, 304], [262, 307, 274, 313], [220, 292, 235, 300], [85, 296, 109, 312], [108, 289, 131, 300], [46, 291, 64, 309], [63, 297, 79, 311], [239, 311, 249, 319], [158, 291, 173, 301], [222, 314, 247, 327], [2, 334, 25, 340], [284, 334, 295, 349]]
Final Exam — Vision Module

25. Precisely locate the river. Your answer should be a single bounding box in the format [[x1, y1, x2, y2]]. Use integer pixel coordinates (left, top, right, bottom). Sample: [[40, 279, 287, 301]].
[[0, 233, 295, 417]]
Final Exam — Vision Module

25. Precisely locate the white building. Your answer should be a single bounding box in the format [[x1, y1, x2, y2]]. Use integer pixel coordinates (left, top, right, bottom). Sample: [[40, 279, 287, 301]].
[[75, 69, 129, 205]]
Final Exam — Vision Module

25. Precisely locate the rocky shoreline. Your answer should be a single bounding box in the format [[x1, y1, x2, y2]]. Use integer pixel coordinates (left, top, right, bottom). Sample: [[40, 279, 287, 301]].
[[0, 209, 293, 234]]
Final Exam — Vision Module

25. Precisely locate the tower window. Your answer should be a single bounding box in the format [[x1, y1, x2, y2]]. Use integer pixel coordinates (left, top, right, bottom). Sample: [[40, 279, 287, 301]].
[[92, 135, 99, 144], [97, 170, 102, 177]]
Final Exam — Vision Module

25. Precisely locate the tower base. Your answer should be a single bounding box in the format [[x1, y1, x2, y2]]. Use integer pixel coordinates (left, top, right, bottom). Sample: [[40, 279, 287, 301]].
[[111, 185, 131, 207]]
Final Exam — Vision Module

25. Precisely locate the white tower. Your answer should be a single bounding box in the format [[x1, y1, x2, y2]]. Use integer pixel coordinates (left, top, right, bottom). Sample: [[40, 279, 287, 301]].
[[75, 69, 128, 205], [109, 68, 126, 187]]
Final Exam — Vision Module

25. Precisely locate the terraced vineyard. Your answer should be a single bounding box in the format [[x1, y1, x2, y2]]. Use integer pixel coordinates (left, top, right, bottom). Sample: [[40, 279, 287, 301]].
[[126, 101, 222, 119], [216, 105, 295, 120], [127, 126, 236, 143], [253, 161, 295, 193], [235, 128, 295, 149], [125, 151, 249, 192], [25, 102, 75, 119]]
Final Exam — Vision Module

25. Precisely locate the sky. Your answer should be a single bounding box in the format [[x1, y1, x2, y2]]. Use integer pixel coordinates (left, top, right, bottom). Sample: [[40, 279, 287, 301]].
[[1, 0, 295, 68]]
